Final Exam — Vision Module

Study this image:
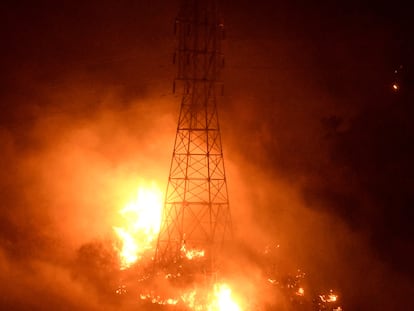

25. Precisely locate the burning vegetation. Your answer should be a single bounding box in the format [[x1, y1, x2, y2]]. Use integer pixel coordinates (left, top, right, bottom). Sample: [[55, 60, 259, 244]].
[[2, 0, 414, 310], [102, 182, 344, 311], [112, 181, 163, 269]]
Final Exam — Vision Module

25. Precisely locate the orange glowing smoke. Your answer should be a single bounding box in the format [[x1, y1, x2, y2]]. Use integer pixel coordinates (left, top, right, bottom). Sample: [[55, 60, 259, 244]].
[[113, 182, 163, 269]]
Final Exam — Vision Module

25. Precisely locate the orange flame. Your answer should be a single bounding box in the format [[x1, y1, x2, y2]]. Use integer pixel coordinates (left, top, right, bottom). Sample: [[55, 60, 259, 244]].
[[113, 181, 163, 269], [181, 243, 205, 260], [296, 287, 305, 296], [140, 293, 178, 305], [208, 283, 242, 311], [180, 283, 242, 311], [181, 289, 198, 309], [319, 290, 338, 303]]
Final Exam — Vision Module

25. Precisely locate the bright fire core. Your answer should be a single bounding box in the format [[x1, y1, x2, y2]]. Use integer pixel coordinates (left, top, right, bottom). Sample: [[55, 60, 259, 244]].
[[179, 283, 242, 311], [210, 283, 241, 311], [113, 182, 163, 269]]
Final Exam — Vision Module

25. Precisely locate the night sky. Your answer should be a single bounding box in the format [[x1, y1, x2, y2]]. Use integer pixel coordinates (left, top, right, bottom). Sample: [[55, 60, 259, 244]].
[[1, 1, 413, 310]]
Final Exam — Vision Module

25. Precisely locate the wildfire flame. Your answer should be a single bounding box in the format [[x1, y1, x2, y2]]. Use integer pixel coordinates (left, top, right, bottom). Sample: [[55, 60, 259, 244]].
[[296, 287, 305, 296], [113, 181, 163, 269], [208, 283, 241, 311], [140, 293, 178, 305], [181, 243, 205, 260], [319, 290, 338, 303], [180, 283, 242, 311]]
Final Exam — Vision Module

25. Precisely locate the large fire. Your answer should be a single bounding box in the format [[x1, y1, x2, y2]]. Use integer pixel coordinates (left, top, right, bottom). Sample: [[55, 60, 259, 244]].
[[113, 181, 163, 269], [209, 283, 242, 311], [179, 283, 243, 311], [110, 186, 343, 311], [139, 282, 243, 310]]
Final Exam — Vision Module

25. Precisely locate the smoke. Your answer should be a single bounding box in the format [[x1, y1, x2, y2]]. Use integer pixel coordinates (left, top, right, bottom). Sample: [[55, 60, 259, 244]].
[[0, 2, 177, 309], [1, 1, 413, 310], [225, 160, 414, 310], [217, 3, 414, 309], [0, 64, 178, 308]]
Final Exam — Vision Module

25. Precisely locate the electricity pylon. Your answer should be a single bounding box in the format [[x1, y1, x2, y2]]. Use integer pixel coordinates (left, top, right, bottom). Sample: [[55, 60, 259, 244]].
[[155, 0, 232, 273]]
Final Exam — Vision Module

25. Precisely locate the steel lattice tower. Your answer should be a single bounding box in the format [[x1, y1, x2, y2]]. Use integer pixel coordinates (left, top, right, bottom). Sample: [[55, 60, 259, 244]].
[[155, 0, 232, 271]]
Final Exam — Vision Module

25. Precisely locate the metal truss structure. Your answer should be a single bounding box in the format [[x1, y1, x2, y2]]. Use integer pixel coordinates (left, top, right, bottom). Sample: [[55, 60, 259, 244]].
[[155, 0, 232, 272]]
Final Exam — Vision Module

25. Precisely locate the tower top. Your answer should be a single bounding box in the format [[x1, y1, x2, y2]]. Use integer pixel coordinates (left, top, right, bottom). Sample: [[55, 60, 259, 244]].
[[173, 0, 225, 94]]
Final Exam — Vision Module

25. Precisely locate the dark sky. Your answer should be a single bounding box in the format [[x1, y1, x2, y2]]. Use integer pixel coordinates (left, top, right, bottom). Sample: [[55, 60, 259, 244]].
[[1, 0, 413, 310]]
